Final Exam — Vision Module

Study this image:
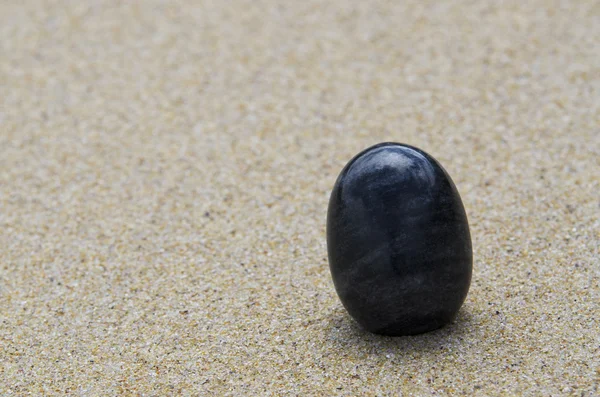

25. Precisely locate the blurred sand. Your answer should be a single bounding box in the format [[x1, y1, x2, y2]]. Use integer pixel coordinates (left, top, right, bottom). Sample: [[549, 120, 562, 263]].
[[1, 0, 599, 395]]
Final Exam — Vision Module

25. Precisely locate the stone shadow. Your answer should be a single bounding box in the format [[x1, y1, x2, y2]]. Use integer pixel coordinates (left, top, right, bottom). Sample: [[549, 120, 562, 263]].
[[322, 304, 477, 357]]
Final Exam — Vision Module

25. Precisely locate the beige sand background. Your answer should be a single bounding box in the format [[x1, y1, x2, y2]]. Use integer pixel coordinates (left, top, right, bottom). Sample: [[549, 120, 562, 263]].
[[1, 0, 599, 395]]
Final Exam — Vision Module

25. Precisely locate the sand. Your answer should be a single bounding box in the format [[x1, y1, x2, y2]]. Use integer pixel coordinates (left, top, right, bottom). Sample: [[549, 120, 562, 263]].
[[1, 0, 599, 395]]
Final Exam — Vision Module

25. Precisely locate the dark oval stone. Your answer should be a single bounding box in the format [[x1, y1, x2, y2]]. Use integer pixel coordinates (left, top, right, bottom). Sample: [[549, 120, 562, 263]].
[[327, 142, 472, 336]]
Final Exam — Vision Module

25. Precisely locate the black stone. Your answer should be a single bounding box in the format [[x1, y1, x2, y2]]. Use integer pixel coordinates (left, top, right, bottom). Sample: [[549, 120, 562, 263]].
[[327, 142, 472, 336]]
